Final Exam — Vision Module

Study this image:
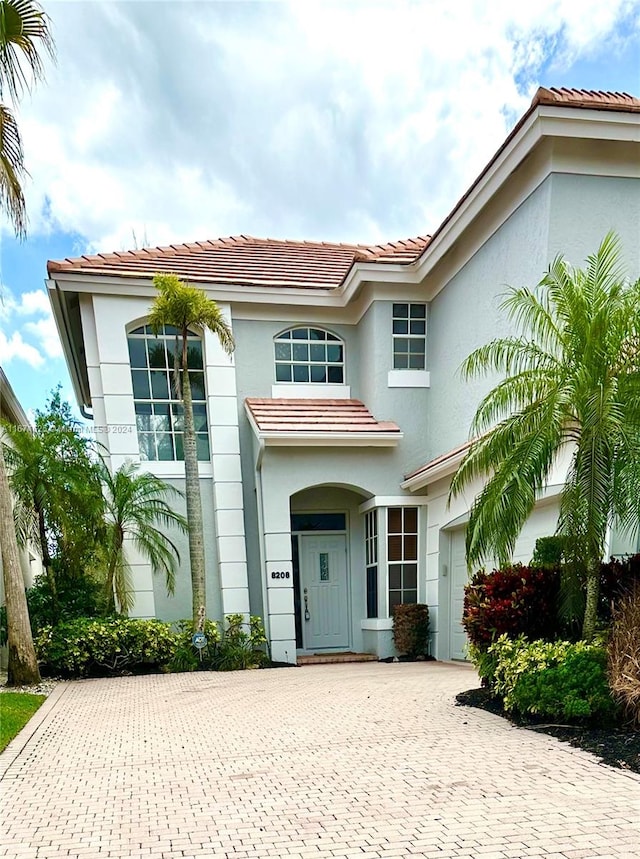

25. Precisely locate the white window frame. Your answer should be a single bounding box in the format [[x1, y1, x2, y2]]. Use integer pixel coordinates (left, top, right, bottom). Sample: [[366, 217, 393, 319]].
[[391, 303, 427, 371], [127, 323, 210, 463], [274, 327, 346, 385]]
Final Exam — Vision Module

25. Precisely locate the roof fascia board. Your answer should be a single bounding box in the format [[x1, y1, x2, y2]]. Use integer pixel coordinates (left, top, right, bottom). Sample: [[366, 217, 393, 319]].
[[47, 282, 88, 409], [0, 367, 29, 426], [259, 431, 402, 447], [412, 106, 640, 288], [401, 447, 468, 491]]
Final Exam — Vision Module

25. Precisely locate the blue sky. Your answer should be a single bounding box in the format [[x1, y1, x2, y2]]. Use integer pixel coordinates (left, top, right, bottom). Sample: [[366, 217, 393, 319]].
[[1, 0, 639, 420]]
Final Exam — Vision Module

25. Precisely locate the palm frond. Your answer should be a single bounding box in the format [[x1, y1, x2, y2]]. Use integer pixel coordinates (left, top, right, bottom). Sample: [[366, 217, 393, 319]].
[[0, 102, 25, 237], [0, 0, 55, 102]]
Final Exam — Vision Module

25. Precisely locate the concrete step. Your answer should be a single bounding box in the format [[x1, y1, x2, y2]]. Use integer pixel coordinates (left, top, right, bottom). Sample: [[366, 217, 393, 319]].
[[297, 652, 378, 665]]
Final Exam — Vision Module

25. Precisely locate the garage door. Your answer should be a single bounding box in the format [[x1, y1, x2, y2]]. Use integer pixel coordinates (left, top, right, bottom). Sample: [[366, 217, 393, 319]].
[[449, 528, 469, 661]]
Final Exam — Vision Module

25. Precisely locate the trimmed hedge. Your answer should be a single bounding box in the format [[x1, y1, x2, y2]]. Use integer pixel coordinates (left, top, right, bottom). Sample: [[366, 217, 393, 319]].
[[35, 617, 177, 677], [392, 603, 430, 657]]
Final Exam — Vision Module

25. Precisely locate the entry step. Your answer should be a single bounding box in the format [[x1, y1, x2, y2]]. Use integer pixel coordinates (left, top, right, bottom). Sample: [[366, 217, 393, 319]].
[[297, 652, 378, 665]]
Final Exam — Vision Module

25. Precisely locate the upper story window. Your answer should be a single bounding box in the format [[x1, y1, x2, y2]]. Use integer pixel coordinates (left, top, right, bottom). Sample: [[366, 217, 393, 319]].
[[127, 324, 210, 462], [392, 304, 426, 370], [274, 327, 344, 383]]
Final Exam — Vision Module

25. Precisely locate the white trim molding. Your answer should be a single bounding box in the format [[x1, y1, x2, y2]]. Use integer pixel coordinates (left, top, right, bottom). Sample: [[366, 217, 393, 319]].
[[387, 370, 431, 388], [359, 495, 429, 514]]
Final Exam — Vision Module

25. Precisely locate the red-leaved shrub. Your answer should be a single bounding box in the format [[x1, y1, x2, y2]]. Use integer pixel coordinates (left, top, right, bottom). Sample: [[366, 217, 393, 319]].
[[463, 564, 560, 648]]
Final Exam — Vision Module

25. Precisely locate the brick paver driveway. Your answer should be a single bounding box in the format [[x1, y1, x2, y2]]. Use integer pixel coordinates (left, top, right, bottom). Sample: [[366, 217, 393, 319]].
[[1, 662, 639, 859]]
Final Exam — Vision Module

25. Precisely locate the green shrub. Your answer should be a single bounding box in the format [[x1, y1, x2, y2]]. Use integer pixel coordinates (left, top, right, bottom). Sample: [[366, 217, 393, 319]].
[[35, 617, 176, 677], [531, 536, 568, 567], [212, 614, 268, 671], [169, 619, 221, 672], [168, 614, 268, 673], [489, 634, 615, 722], [392, 604, 430, 657], [608, 585, 640, 726], [467, 642, 499, 687]]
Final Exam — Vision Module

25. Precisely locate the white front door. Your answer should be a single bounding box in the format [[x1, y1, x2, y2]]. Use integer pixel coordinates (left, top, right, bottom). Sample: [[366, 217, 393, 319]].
[[300, 534, 349, 650], [449, 528, 469, 660]]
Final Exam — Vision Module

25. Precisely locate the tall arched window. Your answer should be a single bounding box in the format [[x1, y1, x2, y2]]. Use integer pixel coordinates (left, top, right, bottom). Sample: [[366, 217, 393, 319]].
[[274, 327, 344, 383], [127, 324, 210, 461]]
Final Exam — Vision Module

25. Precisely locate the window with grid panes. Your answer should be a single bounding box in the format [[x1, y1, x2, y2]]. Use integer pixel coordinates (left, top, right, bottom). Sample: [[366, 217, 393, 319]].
[[392, 304, 426, 370], [127, 324, 210, 461], [274, 327, 344, 383], [365, 510, 378, 618], [387, 507, 418, 610]]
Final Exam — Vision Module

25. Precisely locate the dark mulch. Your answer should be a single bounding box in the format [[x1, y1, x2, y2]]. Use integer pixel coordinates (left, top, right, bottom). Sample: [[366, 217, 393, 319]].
[[456, 687, 640, 775]]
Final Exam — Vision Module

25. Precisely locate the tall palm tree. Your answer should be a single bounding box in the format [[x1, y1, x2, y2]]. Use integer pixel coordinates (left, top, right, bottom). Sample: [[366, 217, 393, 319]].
[[450, 233, 640, 641], [100, 460, 188, 615], [0, 439, 40, 684], [0, 0, 54, 238], [149, 273, 234, 629]]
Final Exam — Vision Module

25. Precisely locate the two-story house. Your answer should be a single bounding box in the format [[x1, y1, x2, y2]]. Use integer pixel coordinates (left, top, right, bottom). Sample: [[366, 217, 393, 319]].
[[47, 87, 640, 663]]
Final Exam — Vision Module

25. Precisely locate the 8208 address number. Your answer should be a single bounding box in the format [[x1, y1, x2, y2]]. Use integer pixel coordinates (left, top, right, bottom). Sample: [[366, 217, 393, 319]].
[[270, 571, 290, 579]]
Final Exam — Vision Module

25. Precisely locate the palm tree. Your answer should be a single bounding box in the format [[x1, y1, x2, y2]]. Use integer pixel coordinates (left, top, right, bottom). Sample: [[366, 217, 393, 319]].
[[449, 233, 640, 641], [0, 0, 54, 238], [0, 440, 40, 684], [3, 392, 104, 619], [148, 273, 234, 629], [100, 460, 188, 614]]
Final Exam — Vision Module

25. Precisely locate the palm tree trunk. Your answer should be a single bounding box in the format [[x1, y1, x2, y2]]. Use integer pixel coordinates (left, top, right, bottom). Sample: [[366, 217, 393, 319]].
[[581, 557, 600, 641], [181, 329, 207, 629], [36, 504, 58, 620], [0, 444, 40, 685]]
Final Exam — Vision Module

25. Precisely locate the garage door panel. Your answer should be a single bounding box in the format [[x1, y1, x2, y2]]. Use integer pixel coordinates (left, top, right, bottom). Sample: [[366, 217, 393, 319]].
[[449, 528, 468, 661]]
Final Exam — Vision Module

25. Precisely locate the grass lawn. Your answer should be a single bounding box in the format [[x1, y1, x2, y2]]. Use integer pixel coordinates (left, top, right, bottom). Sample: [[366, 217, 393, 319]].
[[0, 693, 46, 752]]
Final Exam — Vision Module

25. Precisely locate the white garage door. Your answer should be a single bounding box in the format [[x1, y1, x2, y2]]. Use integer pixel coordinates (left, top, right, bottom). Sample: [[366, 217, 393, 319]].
[[449, 528, 469, 661]]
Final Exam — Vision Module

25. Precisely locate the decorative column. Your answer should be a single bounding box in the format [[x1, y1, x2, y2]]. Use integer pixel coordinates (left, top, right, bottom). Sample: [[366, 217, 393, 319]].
[[204, 314, 250, 619]]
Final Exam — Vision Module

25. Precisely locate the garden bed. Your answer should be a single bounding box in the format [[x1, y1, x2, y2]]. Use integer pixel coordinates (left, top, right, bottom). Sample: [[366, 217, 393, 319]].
[[456, 687, 640, 774]]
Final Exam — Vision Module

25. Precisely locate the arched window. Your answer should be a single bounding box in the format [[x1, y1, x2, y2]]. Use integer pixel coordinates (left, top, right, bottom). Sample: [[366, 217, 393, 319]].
[[127, 324, 209, 461], [274, 327, 344, 384]]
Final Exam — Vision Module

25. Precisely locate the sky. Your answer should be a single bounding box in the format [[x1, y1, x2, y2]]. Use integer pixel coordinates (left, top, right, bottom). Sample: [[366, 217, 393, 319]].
[[1, 0, 639, 420]]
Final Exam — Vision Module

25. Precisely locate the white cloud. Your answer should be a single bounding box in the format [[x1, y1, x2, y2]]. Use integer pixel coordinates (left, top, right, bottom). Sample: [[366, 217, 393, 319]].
[[0, 286, 62, 368], [12, 0, 640, 252], [23, 316, 63, 358], [0, 329, 45, 368], [15, 290, 51, 316]]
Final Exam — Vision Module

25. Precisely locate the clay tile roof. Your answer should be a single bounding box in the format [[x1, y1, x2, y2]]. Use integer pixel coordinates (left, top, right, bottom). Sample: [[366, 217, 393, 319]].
[[532, 86, 640, 112], [245, 398, 401, 434], [47, 234, 431, 290], [403, 439, 472, 483]]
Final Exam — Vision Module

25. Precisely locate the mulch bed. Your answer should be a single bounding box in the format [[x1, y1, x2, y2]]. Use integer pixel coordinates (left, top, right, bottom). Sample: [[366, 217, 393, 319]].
[[456, 687, 640, 775]]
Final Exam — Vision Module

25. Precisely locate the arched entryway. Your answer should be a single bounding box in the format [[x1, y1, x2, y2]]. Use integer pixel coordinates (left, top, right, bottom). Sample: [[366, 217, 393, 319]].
[[290, 484, 371, 653]]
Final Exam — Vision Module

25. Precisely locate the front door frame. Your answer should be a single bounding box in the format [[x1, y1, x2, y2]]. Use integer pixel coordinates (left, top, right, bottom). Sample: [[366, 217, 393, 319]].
[[291, 513, 350, 653]]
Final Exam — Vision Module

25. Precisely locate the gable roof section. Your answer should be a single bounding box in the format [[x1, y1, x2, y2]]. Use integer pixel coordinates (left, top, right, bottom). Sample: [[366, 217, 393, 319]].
[[47, 235, 430, 289], [245, 398, 402, 446]]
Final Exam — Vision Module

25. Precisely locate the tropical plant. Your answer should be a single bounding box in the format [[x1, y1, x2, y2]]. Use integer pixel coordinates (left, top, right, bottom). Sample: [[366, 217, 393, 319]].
[[608, 584, 640, 726], [100, 459, 188, 614], [148, 273, 234, 628], [489, 634, 615, 722], [463, 564, 560, 648], [3, 389, 105, 618], [450, 234, 640, 640], [0, 439, 40, 684], [0, 0, 54, 238]]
